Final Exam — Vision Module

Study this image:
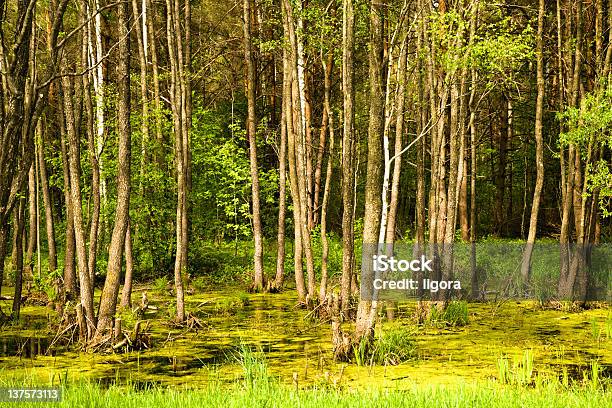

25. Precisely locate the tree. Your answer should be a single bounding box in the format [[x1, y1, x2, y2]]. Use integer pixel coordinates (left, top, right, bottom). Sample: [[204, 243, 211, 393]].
[[165, 0, 191, 322], [94, 0, 132, 343], [243, 0, 265, 292], [63, 73, 96, 336], [0, 0, 69, 316], [520, 0, 545, 285], [340, 0, 356, 316], [272, 47, 289, 292], [354, 0, 385, 342], [37, 122, 57, 276]]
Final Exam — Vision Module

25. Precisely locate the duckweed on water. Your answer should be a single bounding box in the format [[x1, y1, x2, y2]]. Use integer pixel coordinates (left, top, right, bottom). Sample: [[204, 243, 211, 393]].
[[0, 287, 610, 394]]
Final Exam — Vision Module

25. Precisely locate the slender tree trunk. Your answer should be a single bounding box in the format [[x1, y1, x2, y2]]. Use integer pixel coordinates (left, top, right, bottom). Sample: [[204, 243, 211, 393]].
[[283, 0, 315, 301], [81, 4, 100, 287], [243, 0, 265, 292], [34, 140, 41, 280], [37, 122, 57, 274], [59, 116, 77, 298], [25, 163, 36, 279], [25, 164, 36, 279], [12, 199, 26, 319], [458, 151, 469, 241], [146, 0, 164, 161], [319, 49, 335, 302], [181, 0, 192, 283], [521, 0, 545, 284], [385, 42, 407, 245], [120, 221, 134, 308], [416, 0, 427, 256], [313, 51, 334, 226], [559, 0, 583, 299], [0, 224, 8, 303], [604, 0, 612, 78], [91, 0, 107, 211], [273, 51, 288, 290], [94, 0, 131, 342], [294, 1, 314, 232], [355, 0, 385, 341], [340, 0, 356, 316], [493, 95, 507, 236], [132, 0, 150, 189], [62, 75, 95, 336], [165, 0, 187, 322], [282, 1, 306, 302], [469, 67, 478, 299]]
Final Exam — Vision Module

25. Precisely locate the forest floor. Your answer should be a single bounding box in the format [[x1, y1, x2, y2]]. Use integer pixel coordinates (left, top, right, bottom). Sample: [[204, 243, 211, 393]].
[[0, 283, 610, 406]]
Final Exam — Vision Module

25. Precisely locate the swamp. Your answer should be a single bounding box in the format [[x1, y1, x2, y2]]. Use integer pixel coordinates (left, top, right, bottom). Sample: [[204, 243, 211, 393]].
[[0, 0, 611, 406]]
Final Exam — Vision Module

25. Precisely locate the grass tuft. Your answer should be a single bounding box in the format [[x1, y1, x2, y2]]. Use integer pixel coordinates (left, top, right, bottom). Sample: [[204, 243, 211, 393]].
[[354, 329, 416, 366], [428, 301, 469, 327]]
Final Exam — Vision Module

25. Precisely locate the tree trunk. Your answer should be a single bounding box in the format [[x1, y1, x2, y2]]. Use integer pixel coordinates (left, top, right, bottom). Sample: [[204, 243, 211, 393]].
[[384, 42, 407, 245], [469, 67, 478, 299], [81, 4, 100, 287], [25, 164, 36, 279], [243, 0, 265, 292], [340, 0, 356, 316], [355, 0, 385, 341], [120, 221, 134, 308], [273, 65, 288, 290], [94, 0, 131, 342], [313, 51, 334, 226], [458, 150, 469, 241], [59, 116, 77, 298], [0, 224, 8, 304], [319, 49, 335, 302], [558, 0, 583, 299], [132, 0, 150, 191], [282, 2, 306, 302], [62, 75, 95, 336], [91, 0, 107, 212], [283, 0, 315, 301], [12, 199, 26, 319], [520, 0, 545, 285], [415, 8, 427, 298], [37, 122, 57, 274], [146, 0, 164, 162]]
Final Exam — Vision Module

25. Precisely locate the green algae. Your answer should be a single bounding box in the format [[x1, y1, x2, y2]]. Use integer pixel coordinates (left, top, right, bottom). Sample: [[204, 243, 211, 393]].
[[0, 286, 609, 391]]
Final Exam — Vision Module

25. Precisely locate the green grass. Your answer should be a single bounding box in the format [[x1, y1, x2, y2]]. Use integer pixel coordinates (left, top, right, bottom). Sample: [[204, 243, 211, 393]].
[[496, 350, 534, 386], [427, 301, 469, 327], [0, 380, 608, 408], [354, 329, 416, 366], [232, 344, 270, 389]]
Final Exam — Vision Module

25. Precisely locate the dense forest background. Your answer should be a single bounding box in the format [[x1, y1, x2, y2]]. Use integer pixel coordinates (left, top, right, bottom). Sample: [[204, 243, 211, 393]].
[[0, 0, 610, 350]]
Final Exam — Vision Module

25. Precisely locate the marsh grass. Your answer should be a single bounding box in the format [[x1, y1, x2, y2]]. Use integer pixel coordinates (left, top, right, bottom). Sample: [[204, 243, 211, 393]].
[[497, 350, 608, 392], [354, 329, 416, 366], [591, 318, 602, 342], [232, 344, 270, 389], [427, 301, 469, 327], [496, 350, 534, 386]]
